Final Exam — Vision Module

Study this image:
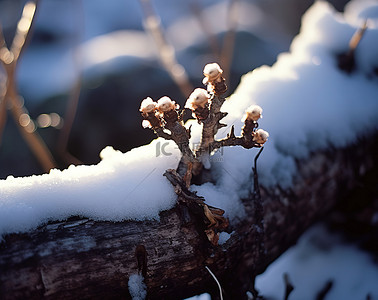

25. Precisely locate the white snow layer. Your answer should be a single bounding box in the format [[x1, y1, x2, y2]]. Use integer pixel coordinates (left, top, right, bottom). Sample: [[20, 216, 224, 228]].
[[128, 273, 147, 300], [1, 0, 378, 237], [255, 224, 378, 299], [0, 140, 180, 237]]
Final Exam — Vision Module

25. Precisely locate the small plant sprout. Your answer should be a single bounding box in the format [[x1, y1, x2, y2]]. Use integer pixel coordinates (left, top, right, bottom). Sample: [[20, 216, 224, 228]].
[[140, 62, 269, 245]]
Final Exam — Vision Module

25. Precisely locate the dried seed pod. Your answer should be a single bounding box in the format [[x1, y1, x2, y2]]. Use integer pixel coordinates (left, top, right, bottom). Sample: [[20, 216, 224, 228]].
[[253, 129, 269, 145]]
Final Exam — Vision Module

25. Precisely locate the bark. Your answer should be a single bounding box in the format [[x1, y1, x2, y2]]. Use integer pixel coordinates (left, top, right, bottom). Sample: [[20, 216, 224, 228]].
[[0, 132, 377, 300]]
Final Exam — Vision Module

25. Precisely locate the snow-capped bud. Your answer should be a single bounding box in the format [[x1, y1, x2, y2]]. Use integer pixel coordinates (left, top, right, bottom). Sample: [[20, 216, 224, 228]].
[[185, 88, 210, 110], [253, 129, 269, 144], [203, 63, 223, 82], [140, 97, 157, 114], [244, 105, 263, 122], [142, 119, 152, 129], [157, 96, 177, 112]]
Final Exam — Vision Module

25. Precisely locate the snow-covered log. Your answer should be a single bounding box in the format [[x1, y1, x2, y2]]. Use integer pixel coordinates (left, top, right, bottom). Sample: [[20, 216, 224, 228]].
[[1, 1, 378, 299], [0, 133, 376, 300]]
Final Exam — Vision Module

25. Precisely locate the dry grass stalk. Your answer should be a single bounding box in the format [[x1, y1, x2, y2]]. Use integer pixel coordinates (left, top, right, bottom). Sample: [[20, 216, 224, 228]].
[[57, 0, 85, 166], [220, 0, 239, 82], [0, 0, 56, 172], [139, 0, 194, 98]]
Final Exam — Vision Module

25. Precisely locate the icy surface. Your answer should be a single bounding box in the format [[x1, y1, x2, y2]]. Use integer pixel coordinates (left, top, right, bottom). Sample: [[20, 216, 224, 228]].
[[1, 0, 378, 237]]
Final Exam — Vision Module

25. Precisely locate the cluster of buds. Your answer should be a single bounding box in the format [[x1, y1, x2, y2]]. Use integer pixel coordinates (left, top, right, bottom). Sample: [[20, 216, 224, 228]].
[[242, 104, 269, 146], [202, 63, 227, 95], [140, 96, 180, 129], [139, 62, 269, 246]]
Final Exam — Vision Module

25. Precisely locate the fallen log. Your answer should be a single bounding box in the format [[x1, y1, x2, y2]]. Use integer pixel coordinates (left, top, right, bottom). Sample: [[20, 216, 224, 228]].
[[0, 132, 377, 300]]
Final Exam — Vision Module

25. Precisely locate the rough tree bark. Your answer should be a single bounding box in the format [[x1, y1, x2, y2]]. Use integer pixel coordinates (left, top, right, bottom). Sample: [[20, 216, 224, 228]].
[[0, 132, 377, 300]]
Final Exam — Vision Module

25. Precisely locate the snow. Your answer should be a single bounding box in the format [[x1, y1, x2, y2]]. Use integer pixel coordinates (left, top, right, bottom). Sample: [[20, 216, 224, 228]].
[[213, 0, 378, 188], [0, 141, 180, 237], [1, 0, 378, 299], [1, 0, 378, 242], [185, 293, 211, 300], [255, 224, 378, 300], [128, 273, 147, 300]]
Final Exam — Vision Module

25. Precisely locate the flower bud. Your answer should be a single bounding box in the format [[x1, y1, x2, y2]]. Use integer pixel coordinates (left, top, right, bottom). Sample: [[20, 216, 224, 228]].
[[253, 129, 269, 144], [203, 63, 223, 82], [157, 96, 177, 112], [243, 105, 263, 122], [142, 119, 152, 129], [140, 97, 157, 114], [185, 88, 210, 110]]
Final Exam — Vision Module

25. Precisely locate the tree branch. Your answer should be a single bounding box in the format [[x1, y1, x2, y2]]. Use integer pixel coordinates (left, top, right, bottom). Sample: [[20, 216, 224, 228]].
[[1, 132, 376, 299]]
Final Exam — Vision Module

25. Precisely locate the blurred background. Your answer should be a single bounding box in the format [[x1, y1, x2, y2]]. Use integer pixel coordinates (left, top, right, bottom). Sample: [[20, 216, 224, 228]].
[[0, 0, 350, 178]]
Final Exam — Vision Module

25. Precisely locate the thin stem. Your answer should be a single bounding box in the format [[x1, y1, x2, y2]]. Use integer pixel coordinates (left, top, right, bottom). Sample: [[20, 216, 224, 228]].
[[10, 0, 38, 62], [220, 0, 239, 82], [57, 0, 84, 166], [8, 83, 56, 171], [0, 86, 7, 144], [139, 0, 193, 98], [253, 147, 264, 200], [205, 266, 223, 300], [0, 0, 57, 172], [283, 273, 294, 300], [190, 1, 220, 60], [349, 20, 367, 52]]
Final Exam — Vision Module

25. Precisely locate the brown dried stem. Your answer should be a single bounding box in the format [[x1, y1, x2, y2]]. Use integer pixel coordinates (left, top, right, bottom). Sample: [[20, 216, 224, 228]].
[[190, 1, 220, 60], [57, 0, 84, 166], [338, 20, 368, 73], [164, 168, 229, 245], [139, 0, 194, 98], [0, 0, 56, 172], [220, 0, 239, 81], [210, 125, 261, 151]]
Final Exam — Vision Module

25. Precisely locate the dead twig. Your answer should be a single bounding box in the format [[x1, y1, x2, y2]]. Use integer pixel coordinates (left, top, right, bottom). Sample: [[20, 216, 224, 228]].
[[338, 20, 368, 73], [190, 1, 220, 60], [0, 0, 56, 172], [315, 280, 333, 300], [56, 0, 84, 166], [283, 273, 294, 300], [138, 0, 193, 98], [220, 0, 239, 82], [164, 168, 228, 245]]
